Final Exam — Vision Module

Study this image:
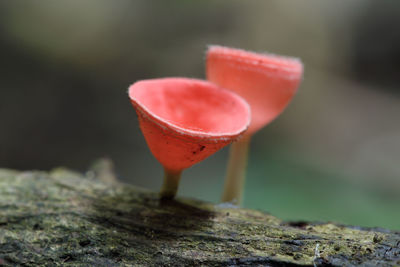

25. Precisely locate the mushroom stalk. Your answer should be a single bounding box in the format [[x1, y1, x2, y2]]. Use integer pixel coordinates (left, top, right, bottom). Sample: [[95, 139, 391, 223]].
[[160, 169, 182, 200], [221, 136, 251, 204]]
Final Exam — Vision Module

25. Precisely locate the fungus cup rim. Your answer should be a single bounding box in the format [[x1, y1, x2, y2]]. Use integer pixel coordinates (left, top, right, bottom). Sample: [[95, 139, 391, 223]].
[[207, 45, 303, 79], [128, 77, 251, 143]]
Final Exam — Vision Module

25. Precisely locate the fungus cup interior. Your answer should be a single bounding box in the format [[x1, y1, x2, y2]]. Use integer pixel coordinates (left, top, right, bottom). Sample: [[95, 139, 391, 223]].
[[128, 77, 250, 173], [207, 45, 303, 136]]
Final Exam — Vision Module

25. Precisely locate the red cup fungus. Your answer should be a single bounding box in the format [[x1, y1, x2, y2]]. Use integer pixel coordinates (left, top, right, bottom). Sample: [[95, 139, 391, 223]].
[[206, 45, 303, 204], [128, 77, 251, 199]]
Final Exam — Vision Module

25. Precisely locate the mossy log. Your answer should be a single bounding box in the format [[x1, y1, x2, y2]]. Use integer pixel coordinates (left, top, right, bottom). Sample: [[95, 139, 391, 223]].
[[0, 162, 399, 266]]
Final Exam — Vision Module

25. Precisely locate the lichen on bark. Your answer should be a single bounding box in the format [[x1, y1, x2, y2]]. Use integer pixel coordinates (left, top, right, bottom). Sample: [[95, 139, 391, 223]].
[[0, 162, 399, 266]]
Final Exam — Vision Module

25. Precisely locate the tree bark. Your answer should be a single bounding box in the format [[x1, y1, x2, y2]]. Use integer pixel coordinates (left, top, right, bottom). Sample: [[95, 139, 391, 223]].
[[0, 160, 399, 266]]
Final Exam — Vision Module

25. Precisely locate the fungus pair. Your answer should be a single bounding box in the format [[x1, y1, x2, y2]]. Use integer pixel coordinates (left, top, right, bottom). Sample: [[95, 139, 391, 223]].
[[128, 46, 303, 202]]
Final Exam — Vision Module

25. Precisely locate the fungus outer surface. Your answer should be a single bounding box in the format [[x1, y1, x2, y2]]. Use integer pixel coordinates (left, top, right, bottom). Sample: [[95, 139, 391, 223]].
[[129, 77, 251, 171], [206, 45, 303, 136]]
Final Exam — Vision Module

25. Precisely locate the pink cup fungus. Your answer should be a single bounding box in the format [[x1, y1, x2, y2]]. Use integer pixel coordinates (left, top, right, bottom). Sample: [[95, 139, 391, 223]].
[[206, 45, 303, 204], [128, 77, 251, 200]]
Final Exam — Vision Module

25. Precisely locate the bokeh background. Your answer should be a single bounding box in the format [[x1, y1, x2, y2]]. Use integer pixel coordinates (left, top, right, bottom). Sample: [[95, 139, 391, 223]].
[[1, 0, 399, 230]]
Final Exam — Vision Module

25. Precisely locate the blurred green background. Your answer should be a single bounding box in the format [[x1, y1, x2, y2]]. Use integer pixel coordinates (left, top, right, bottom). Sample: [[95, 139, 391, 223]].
[[0, 0, 399, 230]]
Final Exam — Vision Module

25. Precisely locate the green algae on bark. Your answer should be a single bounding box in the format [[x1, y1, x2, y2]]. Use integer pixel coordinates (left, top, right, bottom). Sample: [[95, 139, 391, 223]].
[[0, 164, 399, 266]]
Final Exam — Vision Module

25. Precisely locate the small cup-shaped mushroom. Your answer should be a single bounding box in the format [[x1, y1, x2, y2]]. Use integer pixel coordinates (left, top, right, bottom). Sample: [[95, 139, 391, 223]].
[[128, 78, 251, 200], [206, 45, 303, 204]]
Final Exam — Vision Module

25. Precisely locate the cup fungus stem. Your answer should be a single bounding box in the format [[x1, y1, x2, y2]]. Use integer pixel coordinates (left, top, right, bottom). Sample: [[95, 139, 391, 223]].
[[221, 136, 251, 204], [160, 169, 182, 200]]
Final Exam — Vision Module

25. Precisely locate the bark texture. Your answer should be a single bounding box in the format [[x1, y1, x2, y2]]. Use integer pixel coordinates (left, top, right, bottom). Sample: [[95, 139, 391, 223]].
[[0, 161, 399, 266]]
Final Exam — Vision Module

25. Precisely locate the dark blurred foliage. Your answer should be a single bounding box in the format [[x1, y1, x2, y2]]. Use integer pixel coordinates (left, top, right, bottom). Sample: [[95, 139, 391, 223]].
[[0, 1, 236, 172], [351, 1, 400, 91], [0, 0, 399, 229]]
